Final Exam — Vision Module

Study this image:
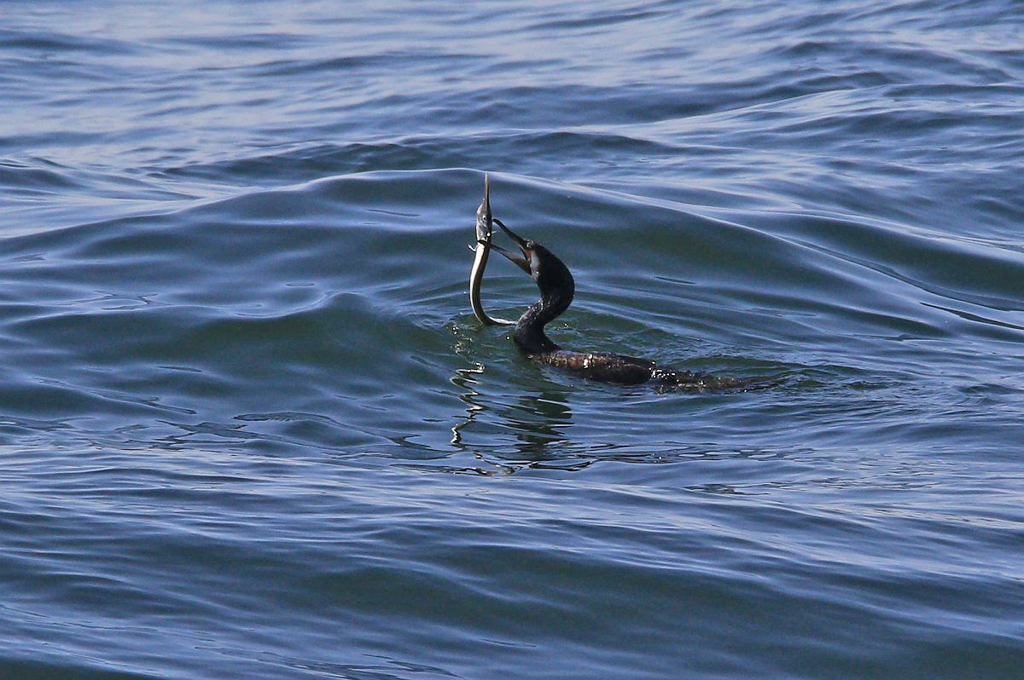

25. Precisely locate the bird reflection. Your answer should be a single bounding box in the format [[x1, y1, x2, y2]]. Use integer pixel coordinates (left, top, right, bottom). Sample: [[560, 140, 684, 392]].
[[502, 388, 573, 456], [449, 348, 593, 472], [449, 362, 486, 447]]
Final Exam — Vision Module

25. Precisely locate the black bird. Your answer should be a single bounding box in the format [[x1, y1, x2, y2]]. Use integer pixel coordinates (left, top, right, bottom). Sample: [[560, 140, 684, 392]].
[[484, 218, 756, 389]]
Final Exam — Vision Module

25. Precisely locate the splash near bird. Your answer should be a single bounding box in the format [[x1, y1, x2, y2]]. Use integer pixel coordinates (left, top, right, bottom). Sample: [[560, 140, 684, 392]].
[[470, 176, 765, 389]]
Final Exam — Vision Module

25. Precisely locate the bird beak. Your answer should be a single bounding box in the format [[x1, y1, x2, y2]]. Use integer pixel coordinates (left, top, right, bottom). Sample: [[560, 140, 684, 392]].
[[495, 217, 527, 249], [479, 238, 531, 274], [489, 217, 533, 274]]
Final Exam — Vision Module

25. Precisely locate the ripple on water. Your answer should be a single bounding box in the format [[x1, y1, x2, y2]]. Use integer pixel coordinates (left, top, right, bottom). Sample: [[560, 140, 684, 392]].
[[2, 0, 1024, 678]]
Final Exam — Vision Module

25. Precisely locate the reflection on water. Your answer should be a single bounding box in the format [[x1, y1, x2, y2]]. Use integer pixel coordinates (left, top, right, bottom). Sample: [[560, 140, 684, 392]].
[[451, 357, 581, 470], [502, 388, 574, 458], [449, 362, 486, 447]]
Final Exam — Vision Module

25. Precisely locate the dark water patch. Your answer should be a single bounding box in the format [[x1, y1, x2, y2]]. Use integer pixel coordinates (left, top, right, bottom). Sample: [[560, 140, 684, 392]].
[[0, 159, 84, 191], [251, 51, 480, 78], [528, 7, 666, 32], [0, 27, 142, 56], [165, 32, 314, 53], [0, 657, 160, 680]]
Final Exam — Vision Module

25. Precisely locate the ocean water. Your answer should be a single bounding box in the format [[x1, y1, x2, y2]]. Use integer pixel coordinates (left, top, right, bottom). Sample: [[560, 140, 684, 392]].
[[2, 1, 1023, 678]]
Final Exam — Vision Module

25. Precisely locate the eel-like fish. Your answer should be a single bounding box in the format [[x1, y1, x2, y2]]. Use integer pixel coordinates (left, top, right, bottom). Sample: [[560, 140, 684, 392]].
[[469, 174, 514, 326]]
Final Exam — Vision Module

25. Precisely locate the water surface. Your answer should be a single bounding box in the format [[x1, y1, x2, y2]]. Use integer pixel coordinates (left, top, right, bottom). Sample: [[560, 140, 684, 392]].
[[2, 1, 1023, 678]]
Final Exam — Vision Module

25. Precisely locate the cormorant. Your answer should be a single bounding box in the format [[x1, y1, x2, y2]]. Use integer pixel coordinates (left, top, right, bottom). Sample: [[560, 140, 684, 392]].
[[482, 217, 756, 390]]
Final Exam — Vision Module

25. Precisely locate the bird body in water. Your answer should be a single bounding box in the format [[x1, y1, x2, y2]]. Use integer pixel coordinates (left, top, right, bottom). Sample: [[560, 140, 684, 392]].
[[480, 210, 754, 390]]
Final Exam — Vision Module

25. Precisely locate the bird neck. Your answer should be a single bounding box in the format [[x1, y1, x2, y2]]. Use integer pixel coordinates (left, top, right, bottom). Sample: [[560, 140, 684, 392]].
[[513, 283, 573, 355]]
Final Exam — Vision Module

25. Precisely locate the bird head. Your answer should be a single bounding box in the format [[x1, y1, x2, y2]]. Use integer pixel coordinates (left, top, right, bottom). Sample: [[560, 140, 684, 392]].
[[484, 218, 574, 300]]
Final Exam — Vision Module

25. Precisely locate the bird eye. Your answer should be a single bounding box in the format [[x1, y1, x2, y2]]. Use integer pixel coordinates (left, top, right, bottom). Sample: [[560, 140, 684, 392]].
[[526, 240, 535, 248]]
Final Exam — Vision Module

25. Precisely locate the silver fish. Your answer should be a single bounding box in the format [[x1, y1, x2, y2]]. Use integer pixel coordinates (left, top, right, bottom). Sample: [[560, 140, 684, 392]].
[[469, 174, 514, 326]]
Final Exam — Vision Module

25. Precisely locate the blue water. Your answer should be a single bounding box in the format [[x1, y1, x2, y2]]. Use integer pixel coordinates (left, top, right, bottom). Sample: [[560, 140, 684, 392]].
[[3, 1, 1024, 678]]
